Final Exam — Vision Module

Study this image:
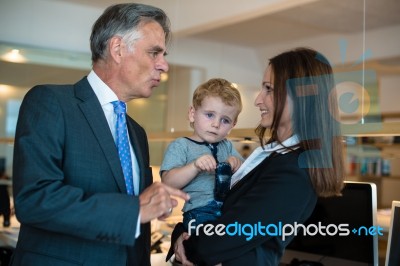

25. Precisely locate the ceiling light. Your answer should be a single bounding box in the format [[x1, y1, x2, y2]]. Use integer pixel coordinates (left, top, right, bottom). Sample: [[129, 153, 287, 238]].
[[1, 48, 27, 63]]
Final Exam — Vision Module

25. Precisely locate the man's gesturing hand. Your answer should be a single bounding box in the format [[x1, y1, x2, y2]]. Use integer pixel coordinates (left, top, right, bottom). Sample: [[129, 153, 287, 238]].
[[139, 182, 190, 223]]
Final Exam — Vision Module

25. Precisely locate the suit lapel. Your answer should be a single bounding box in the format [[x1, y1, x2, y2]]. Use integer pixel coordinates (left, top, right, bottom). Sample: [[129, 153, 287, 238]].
[[229, 155, 270, 194], [126, 119, 146, 192], [74, 78, 127, 194]]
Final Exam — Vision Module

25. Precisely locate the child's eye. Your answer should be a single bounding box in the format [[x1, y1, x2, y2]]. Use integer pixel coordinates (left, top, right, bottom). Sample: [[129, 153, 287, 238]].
[[206, 113, 214, 119], [221, 118, 232, 125]]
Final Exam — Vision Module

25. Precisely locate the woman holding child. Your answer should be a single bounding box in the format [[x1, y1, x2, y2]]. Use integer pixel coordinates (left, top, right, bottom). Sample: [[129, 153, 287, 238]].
[[167, 47, 345, 266]]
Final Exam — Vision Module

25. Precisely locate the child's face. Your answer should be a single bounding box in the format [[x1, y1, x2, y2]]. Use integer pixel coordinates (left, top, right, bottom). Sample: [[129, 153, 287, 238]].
[[189, 96, 239, 143]]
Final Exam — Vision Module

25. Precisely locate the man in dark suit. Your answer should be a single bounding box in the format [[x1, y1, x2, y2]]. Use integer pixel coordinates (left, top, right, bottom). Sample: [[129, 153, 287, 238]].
[[11, 3, 189, 266]]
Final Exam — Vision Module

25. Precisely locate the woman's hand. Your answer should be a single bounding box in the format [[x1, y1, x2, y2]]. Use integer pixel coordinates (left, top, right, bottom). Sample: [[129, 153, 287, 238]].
[[174, 232, 194, 266]]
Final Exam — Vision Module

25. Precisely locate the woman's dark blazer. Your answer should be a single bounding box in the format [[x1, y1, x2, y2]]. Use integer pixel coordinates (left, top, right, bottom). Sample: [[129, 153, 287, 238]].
[[171, 150, 317, 266], [11, 77, 153, 266]]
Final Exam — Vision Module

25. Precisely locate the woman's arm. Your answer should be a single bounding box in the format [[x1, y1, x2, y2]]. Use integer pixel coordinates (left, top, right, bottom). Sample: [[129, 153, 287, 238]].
[[181, 153, 317, 265]]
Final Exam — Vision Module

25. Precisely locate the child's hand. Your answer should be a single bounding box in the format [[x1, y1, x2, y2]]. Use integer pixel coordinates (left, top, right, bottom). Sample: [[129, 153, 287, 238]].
[[193, 154, 217, 173], [227, 156, 242, 173]]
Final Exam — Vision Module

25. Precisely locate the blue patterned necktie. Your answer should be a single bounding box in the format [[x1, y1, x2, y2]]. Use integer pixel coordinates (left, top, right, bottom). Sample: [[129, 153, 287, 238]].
[[112, 101, 134, 195]]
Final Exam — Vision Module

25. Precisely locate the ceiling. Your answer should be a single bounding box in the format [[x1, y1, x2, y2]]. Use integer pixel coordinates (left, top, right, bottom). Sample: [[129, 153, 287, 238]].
[[189, 0, 400, 47], [1, 0, 399, 88], [55, 0, 400, 48]]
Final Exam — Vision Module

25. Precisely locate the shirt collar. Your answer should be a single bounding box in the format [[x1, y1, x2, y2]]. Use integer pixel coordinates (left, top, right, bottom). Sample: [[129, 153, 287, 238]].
[[184, 137, 220, 147], [87, 70, 118, 106], [264, 134, 300, 154]]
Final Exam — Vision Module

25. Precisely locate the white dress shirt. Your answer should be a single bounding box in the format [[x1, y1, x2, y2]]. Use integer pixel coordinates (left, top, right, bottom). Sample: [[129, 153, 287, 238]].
[[87, 70, 140, 196], [87, 71, 142, 237], [230, 135, 300, 187]]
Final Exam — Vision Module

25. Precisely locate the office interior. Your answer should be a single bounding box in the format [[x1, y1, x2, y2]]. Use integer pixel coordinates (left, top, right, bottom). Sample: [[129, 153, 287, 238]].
[[0, 0, 399, 265]]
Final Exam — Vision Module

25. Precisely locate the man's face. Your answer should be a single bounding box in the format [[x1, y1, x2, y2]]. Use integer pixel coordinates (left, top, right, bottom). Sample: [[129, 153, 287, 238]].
[[118, 21, 169, 101]]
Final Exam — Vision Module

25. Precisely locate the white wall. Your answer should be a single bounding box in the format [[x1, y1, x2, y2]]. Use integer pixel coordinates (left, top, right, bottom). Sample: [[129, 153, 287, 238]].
[[167, 24, 400, 128], [167, 37, 263, 128], [0, 0, 101, 53], [256, 24, 400, 66], [1, 0, 399, 130], [1, 0, 398, 72]]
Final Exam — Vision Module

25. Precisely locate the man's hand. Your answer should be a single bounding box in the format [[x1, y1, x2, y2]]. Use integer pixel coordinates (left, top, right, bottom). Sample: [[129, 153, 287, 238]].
[[139, 182, 189, 223]]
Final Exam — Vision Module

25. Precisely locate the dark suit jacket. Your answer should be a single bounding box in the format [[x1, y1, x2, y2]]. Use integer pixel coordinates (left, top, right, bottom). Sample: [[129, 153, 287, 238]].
[[170, 150, 317, 266], [11, 77, 153, 266]]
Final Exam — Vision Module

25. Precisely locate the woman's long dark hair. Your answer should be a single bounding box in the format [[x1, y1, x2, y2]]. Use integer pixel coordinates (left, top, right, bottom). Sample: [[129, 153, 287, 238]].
[[256, 47, 344, 197]]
